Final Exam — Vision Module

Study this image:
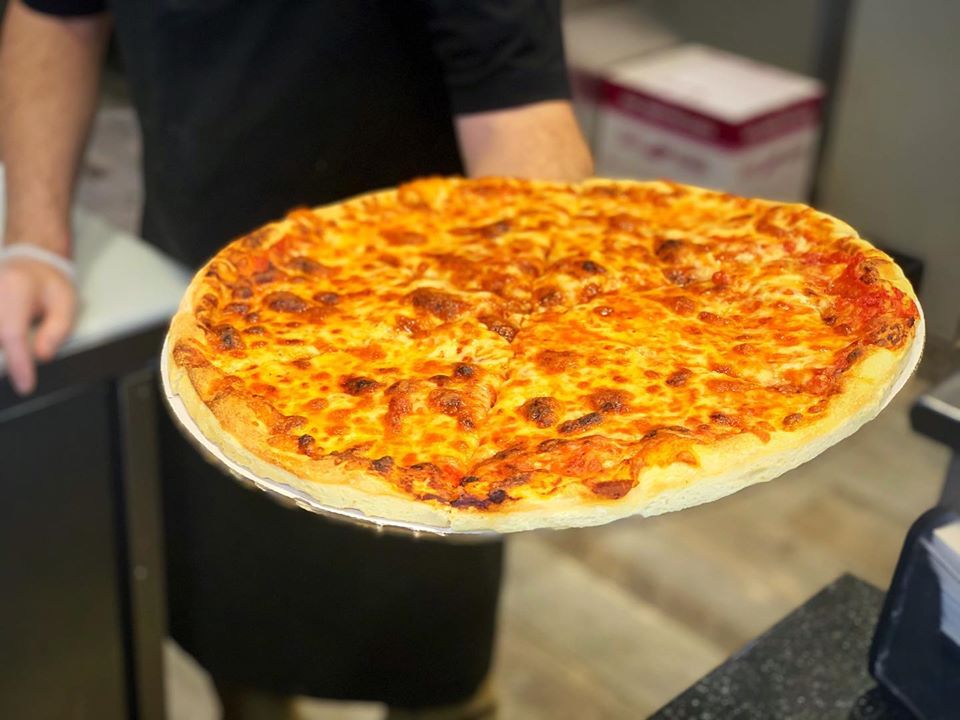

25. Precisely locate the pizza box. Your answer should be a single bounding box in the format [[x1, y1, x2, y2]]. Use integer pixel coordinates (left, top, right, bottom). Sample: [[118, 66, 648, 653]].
[[593, 44, 824, 202], [563, 1, 678, 147]]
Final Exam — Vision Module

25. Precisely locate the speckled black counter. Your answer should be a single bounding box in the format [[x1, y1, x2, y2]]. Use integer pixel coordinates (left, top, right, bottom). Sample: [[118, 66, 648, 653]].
[[651, 574, 914, 719]]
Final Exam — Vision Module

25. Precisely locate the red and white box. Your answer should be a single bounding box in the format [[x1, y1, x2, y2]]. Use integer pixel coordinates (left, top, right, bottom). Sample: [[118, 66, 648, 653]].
[[593, 44, 824, 202], [563, 2, 677, 147]]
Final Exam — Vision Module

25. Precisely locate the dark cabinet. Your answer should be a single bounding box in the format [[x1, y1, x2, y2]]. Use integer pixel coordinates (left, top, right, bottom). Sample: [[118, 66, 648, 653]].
[[0, 383, 127, 719], [0, 331, 167, 720]]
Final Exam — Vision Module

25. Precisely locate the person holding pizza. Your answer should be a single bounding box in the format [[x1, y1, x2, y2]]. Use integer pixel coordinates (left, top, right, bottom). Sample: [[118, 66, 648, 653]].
[[0, 1, 591, 718]]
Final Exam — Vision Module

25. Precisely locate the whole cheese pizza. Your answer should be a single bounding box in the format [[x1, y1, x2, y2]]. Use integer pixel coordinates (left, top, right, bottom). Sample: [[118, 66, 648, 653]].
[[166, 177, 922, 532]]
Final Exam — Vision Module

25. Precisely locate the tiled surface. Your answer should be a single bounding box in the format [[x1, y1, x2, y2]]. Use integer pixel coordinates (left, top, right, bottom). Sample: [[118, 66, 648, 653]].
[[78, 100, 951, 720]]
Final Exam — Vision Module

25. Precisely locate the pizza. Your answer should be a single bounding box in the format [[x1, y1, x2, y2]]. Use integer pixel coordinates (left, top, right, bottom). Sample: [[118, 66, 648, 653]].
[[165, 177, 922, 532]]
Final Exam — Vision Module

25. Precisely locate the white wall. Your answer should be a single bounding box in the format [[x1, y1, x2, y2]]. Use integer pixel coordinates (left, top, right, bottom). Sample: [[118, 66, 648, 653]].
[[627, 0, 819, 75], [818, 0, 960, 343]]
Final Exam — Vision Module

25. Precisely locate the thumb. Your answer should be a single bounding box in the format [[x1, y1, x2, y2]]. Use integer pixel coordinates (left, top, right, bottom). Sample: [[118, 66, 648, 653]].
[[34, 276, 76, 361]]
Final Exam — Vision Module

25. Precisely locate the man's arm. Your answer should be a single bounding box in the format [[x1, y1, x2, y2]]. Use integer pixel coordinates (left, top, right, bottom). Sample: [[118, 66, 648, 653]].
[[0, 0, 110, 394], [455, 99, 592, 182], [427, 0, 592, 183]]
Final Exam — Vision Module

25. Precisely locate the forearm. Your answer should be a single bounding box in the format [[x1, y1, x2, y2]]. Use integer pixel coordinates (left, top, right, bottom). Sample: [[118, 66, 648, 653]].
[[0, 0, 110, 255], [455, 100, 593, 183]]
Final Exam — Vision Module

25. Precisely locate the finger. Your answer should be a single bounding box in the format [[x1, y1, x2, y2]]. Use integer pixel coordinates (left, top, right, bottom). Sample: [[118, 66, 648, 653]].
[[0, 292, 37, 395], [34, 280, 76, 361]]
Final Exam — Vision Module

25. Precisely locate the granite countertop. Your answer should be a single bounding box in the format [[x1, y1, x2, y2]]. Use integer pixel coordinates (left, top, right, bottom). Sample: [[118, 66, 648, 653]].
[[651, 574, 914, 719]]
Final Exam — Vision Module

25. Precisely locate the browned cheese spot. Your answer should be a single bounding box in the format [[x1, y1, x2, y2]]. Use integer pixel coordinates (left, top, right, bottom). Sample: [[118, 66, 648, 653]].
[[232, 283, 253, 299], [534, 286, 564, 307], [286, 256, 327, 274], [453, 363, 475, 379], [783, 413, 803, 429], [253, 269, 280, 284], [313, 291, 340, 305], [429, 388, 465, 416], [664, 269, 693, 287], [409, 287, 467, 321], [264, 291, 308, 313], [214, 325, 244, 351], [386, 380, 414, 395], [655, 238, 685, 264], [370, 456, 394, 473], [273, 415, 307, 434], [479, 315, 518, 342], [580, 283, 601, 302], [172, 343, 207, 369], [488, 488, 507, 504], [581, 260, 607, 274], [859, 262, 880, 285], [386, 393, 412, 433], [297, 434, 320, 458], [520, 396, 561, 428], [589, 388, 631, 414], [340, 376, 382, 395], [666, 368, 692, 387], [535, 349, 577, 373], [867, 321, 906, 348], [451, 219, 511, 239], [451, 495, 489, 510], [558, 412, 603, 434], [590, 479, 634, 499]]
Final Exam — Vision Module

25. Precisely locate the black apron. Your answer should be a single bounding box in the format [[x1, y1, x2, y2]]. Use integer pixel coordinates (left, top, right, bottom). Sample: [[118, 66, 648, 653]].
[[111, 0, 502, 706]]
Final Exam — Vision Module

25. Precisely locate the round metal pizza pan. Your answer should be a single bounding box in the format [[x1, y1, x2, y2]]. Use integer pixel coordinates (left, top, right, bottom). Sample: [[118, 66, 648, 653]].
[[159, 336, 501, 542]]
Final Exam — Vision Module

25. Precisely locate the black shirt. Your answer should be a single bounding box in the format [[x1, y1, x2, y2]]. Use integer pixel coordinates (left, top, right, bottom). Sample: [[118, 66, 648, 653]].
[[22, 0, 571, 705], [26, 0, 570, 267]]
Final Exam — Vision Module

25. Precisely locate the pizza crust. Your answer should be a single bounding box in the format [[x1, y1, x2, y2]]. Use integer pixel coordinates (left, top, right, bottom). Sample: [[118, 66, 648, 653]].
[[165, 179, 925, 534]]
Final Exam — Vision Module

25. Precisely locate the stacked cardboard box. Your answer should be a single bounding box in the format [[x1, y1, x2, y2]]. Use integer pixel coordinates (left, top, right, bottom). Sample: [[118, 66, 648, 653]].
[[592, 45, 823, 202], [565, 5, 824, 202]]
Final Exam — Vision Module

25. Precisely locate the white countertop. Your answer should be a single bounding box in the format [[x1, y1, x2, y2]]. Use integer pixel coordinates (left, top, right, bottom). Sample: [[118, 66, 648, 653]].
[[0, 168, 190, 377]]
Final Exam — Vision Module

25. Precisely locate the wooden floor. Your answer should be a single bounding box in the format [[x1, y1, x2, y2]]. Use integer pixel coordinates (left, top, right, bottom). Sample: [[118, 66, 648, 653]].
[[80, 107, 952, 720]]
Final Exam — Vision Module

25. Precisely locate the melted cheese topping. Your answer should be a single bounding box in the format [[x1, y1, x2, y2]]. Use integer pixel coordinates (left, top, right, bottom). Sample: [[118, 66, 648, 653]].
[[176, 177, 919, 511]]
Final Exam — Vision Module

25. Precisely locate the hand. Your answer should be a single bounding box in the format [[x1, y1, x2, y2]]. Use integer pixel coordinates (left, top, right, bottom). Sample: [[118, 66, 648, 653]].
[[0, 255, 76, 394]]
